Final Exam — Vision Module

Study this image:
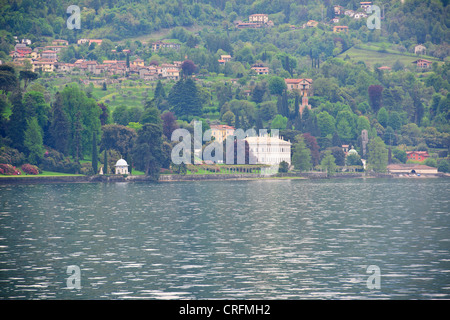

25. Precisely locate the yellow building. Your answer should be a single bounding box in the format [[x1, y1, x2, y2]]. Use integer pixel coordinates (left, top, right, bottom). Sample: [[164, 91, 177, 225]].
[[32, 59, 55, 72], [210, 125, 235, 144], [333, 25, 349, 33]]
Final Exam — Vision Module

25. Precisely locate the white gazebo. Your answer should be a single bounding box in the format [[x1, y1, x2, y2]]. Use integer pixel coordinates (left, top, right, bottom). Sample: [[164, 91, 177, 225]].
[[115, 159, 129, 174]]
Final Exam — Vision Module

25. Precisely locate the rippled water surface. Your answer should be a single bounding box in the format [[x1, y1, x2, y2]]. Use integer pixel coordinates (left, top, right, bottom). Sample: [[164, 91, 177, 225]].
[[0, 179, 449, 299]]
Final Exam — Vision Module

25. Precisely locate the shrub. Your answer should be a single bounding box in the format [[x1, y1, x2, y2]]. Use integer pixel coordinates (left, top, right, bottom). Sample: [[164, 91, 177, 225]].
[[0, 164, 21, 175], [80, 162, 94, 175], [40, 148, 81, 174], [438, 160, 449, 173], [424, 158, 437, 168], [278, 161, 289, 173], [21, 164, 40, 175]]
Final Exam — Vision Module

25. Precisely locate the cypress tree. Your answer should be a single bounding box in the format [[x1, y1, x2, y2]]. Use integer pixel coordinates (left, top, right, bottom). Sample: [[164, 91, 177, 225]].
[[294, 94, 300, 119], [103, 150, 108, 174], [92, 131, 98, 174], [281, 89, 289, 118]]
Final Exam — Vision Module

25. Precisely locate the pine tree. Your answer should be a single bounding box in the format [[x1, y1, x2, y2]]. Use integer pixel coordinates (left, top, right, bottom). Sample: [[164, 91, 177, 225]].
[[8, 88, 26, 151], [92, 131, 98, 174], [49, 92, 70, 154], [292, 136, 312, 172]]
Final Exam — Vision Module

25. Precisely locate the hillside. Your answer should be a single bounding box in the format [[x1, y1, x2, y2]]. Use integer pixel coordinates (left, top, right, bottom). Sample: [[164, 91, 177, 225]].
[[0, 0, 449, 177]]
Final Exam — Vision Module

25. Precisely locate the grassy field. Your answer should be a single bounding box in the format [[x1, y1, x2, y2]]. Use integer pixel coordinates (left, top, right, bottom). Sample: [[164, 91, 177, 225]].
[[0, 171, 84, 178], [92, 80, 179, 111], [339, 45, 443, 69]]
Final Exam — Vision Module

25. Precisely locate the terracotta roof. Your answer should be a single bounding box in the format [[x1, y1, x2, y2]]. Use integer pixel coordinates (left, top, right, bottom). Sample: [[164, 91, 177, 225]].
[[412, 59, 432, 63], [210, 124, 235, 130], [406, 151, 429, 155]]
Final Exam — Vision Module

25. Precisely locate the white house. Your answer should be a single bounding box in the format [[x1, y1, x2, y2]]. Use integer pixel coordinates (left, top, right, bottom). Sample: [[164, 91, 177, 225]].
[[245, 134, 291, 166], [115, 159, 129, 174]]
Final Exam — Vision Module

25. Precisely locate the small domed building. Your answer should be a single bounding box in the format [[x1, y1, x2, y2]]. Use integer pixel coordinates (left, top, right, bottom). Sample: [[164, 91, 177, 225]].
[[347, 147, 358, 156], [115, 159, 129, 174]]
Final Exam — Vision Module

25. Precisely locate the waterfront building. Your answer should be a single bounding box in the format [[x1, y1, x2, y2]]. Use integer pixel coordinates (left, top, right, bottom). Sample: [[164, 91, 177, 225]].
[[115, 159, 129, 174]]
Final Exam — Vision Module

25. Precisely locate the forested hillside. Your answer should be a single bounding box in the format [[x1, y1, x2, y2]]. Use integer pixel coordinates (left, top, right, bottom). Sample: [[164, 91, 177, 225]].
[[0, 0, 449, 177]]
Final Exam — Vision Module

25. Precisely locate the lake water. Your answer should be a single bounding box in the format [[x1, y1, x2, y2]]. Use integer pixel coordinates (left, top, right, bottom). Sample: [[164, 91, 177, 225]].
[[0, 178, 449, 300]]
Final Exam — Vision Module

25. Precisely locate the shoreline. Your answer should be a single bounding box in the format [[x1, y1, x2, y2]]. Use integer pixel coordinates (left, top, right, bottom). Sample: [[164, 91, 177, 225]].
[[0, 172, 448, 184]]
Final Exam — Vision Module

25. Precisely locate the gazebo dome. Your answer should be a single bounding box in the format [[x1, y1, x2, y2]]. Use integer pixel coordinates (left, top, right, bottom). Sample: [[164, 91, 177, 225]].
[[348, 147, 358, 155], [115, 159, 128, 167], [114, 159, 129, 175]]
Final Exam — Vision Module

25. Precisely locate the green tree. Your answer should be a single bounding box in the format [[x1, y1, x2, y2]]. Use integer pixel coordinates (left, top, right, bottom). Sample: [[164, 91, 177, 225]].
[[24, 117, 44, 165], [140, 104, 162, 126], [271, 114, 288, 130], [48, 92, 70, 155], [8, 88, 27, 151], [438, 160, 449, 173], [377, 107, 389, 128], [103, 149, 108, 174], [317, 111, 336, 137], [321, 150, 337, 177], [168, 78, 202, 119], [222, 110, 235, 126], [368, 136, 388, 172], [132, 123, 163, 178], [278, 160, 289, 173], [60, 85, 101, 158], [292, 136, 312, 172], [393, 149, 407, 163], [23, 91, 50, 132], [387, 111, 402, 131], [268, 76, 286, 96], [101, 124, 137, 161], [346, 153, 362, 166], [258, 101, 277, 122]]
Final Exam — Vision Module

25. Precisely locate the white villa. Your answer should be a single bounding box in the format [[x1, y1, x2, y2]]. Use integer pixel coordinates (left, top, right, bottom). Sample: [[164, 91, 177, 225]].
[[115, 159, 129, 174], [245, 134, 291, 166]]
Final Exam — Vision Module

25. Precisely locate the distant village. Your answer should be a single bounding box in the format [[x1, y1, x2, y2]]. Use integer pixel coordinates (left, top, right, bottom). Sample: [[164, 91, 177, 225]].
[[5, 0, 432, 81]]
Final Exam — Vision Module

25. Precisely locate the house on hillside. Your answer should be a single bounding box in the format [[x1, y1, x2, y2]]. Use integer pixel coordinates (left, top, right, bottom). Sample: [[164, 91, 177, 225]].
[[306, 20, 319, 28], [406, 151, 430, 162], [333, 25, 349, 33], [32, 59, 55, 72], [353, 12, 368, 19], [360, 1, 372, 10], [334, 5, 344, 15], [52, 39, 69, 46], [249, 14, 269, 24], [210, 124, 235, 144], [131, 58, 144, 67], [412, 58, 432, 69], [251, 64, 269, 75], [284, 78, 313, 96], [41, 50, 57, 60], [151, 41, 181, 51], [414, 44, 427, 55]]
